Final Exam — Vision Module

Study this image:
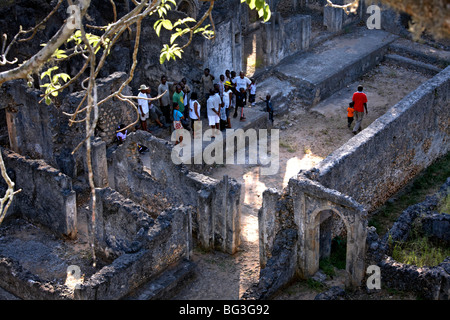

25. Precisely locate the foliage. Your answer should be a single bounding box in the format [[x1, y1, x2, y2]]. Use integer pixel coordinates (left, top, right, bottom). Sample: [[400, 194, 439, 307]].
[[319, 258, 335, 277], [329, 236, 347, 269], [392, 236, 450, 267], [369, 152, 450, 235], [319, 236, 347, 277], [306, 278, 326, 291], [241, 0, 271, 22], [439, 194, 450, 215]]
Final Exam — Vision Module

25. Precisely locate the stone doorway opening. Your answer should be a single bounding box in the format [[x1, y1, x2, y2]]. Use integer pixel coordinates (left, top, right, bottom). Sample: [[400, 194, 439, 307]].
[[317, 209, 348, 276]]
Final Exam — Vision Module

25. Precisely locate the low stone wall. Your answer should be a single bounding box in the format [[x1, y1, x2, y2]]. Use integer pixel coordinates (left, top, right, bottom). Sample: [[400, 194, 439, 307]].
[[379, 257, 450, 300], [0, 148, 77, 239], [75, 188, 192, 300], [312, 66, 450, 212], [0, 187, 193, 300], [111, 130, 241, 254], [252, 66, 449, 298], [366, 179, 450, 300]]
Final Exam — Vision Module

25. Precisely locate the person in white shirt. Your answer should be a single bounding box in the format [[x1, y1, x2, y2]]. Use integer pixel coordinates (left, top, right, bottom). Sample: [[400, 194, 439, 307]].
[[232, 71, 251, 121], [206, 85, 221, 138], [189, 92, 201, 138], [223, 81, 233, 128], [137, 84, 150, 131], [249, 78, 256, 107]]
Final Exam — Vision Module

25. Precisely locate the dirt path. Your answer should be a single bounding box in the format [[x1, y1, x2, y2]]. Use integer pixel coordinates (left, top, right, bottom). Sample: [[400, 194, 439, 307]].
[[172, 62, 430, 300]]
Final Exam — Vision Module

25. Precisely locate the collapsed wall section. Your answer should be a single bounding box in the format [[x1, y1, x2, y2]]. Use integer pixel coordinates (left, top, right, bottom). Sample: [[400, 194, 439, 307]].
[[0, 72, 135, 179], [111, 130, 241, 254], [0, 148, 77, 239]]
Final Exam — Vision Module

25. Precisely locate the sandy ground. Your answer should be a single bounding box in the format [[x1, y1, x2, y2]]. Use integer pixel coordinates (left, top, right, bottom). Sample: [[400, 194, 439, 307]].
[[172, 62, 431, 300]]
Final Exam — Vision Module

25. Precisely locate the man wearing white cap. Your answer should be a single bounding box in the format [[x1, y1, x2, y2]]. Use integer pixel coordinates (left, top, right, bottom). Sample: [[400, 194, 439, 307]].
[[138, 84, 150, 132]]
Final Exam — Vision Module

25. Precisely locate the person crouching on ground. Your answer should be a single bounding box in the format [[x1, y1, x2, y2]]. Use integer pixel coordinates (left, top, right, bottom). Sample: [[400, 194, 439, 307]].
[[146, 88, 168, 129], [116, 124, 127, 144]]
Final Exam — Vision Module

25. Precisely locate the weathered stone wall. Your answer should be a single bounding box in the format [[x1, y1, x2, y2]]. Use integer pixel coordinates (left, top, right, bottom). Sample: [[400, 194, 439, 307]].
[[248, 175, 367, 299], [69, 186, 193, 300], [0, 195, 192, 300], [0, 148, 77, 239], [0, 72, 136, 178], [312, 66, 450, 211], [323, 0, 364, 32], [199, 19, 243, 79], [365, 179, 450, 300], [250, 14, 311, 69], [111, 130, 241, 254], [253, 67, 449, 298]]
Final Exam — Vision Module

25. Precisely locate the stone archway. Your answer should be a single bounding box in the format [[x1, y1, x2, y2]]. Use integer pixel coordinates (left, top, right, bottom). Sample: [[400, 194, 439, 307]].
[[312, 208, 349, 273], [290, 177, 368, 287]]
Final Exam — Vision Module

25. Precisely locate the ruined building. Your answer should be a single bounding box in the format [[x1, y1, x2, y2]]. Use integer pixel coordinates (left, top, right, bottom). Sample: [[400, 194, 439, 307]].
[[0, 0, 449, 300]]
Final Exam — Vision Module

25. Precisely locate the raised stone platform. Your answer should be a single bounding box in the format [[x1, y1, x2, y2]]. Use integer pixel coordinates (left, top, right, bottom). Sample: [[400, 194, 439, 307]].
[[258, 27, 398, 109]]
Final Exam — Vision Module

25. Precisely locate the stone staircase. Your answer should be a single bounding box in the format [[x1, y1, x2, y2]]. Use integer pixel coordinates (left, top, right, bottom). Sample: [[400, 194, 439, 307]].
[[385, 38, 450, 76]]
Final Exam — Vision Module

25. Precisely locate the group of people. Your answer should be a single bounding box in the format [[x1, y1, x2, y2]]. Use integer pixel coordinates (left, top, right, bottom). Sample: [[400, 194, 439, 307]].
[[130, 68, 262, 145], [117, 71, 368, 149]]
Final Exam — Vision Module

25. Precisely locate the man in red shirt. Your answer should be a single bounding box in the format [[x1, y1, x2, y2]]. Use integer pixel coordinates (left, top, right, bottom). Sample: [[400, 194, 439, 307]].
[[352, 85, 368, 134]]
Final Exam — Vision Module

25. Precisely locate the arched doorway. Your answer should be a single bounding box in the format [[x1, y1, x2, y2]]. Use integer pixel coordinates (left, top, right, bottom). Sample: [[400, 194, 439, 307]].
[[293, 183, 368, 288], [303, 207, 351, 279], [317, 209, 348, 277]]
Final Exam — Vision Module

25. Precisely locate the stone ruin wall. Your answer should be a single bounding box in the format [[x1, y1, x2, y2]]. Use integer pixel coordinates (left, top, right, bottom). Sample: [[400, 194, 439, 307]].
[[111, 130, 242, 254], [252, 66, 450, 299], [0, 72, 136, 179], [0, 146, 195, 300], [312, 65, 450, 212], [0, 148, 77, 239]]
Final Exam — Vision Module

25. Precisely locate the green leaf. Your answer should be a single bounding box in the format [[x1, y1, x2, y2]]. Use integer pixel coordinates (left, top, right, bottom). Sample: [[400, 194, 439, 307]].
[[154, 20, 163, 36], [40, 66, 59, 80], [173, 17, 196, 29], [263, 5, 271, 22], [162, 19, 173, 30]]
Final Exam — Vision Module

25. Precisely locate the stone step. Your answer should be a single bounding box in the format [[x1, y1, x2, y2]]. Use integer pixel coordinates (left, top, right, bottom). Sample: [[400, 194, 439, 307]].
[[389, 38, 450, 69], [123, 259, 196, 300], [384, 53, 443, 76]]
